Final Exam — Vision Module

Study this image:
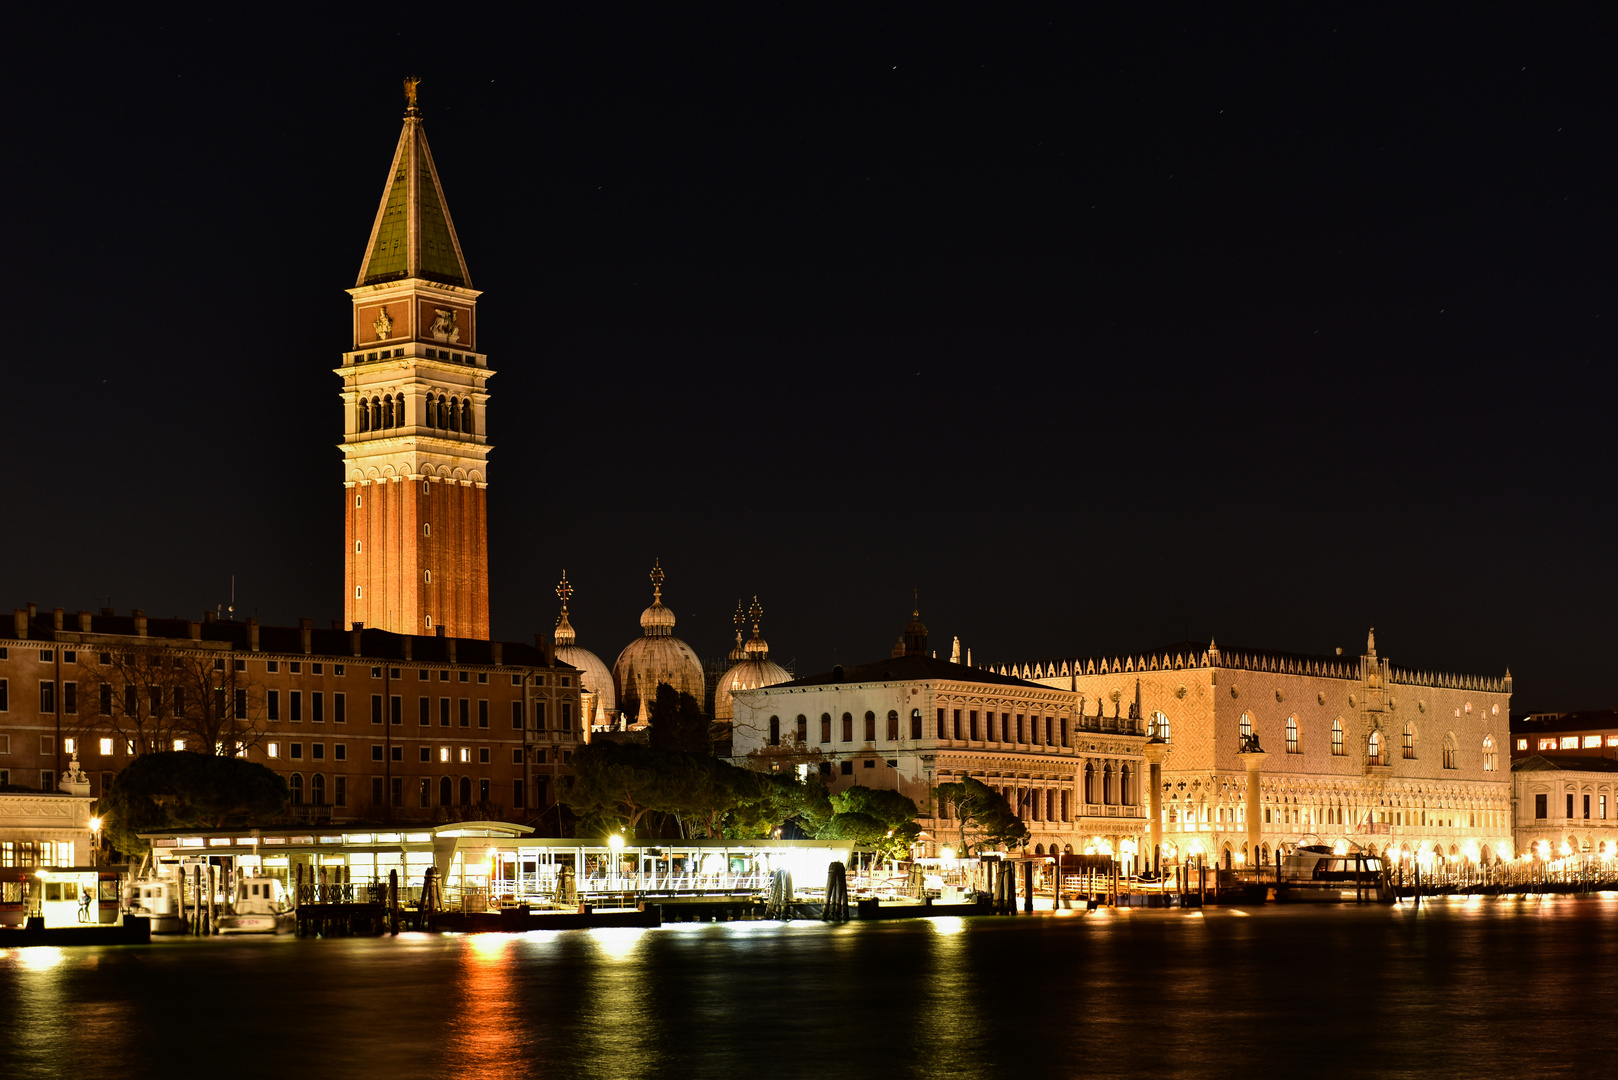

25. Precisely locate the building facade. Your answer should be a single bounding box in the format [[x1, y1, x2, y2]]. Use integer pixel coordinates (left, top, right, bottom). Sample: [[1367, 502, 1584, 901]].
[[341, 81, 492, 639], [1511, 710, 1618, 761], [1511, 755, 1618, 858], [1, 604, 583, 826], [1003, 631, 1513, 867], [730, 615, 1148, 860]]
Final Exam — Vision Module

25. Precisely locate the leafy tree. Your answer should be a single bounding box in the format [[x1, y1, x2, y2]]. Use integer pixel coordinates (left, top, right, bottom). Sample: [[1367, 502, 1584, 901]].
[[820, 786, 922, 860], [722, 769, 832, 839], [648, 685, 710, 755], [102, 751, 288, 857], [933, 777, 1029, 856], [562, 740, 722, 838]]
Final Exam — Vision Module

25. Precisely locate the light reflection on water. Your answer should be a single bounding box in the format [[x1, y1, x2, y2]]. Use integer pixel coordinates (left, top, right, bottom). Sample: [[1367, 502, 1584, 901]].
[[2, 899, 1617, 1079]]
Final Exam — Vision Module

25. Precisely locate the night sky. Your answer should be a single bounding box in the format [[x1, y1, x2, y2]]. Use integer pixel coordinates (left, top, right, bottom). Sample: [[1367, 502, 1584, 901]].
[[4, 8, 1612, 711]]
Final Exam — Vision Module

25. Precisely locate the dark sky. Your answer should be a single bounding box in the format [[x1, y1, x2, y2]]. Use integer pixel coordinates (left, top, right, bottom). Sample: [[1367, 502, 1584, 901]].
[[4, 8, 1612, 711]]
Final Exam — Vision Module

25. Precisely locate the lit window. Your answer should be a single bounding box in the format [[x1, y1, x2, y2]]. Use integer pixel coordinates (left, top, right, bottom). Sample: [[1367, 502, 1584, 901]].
[[1239, 713, 1252, 740], [267, 742, 280, 758], [64, 738, 77, 754], [1608, 736, 1618, 748], [1539, 738, 1556, 750], [459, 747, 470, 763], [1583, 736, 1602, 748], [440, 747, 450, 762], [99, 738, 113, 756], [1285, 717, 1299, 754], [1516, 738, 1527, 751], [173, 739, 185, 752], [1331, 719, 1344, 756], [355, 586, 363, 599], [1561, 737, 1579, 750]]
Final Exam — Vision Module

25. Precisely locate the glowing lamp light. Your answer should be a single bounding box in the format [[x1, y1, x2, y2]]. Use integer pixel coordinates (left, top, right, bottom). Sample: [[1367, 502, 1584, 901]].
[[1332, 841, 1347, 856], [1097, 840, 1114, 857], [1235, 851, 1245, 865], [1560, 842, 1573, 859], [940, 846, 956, 862], [608, 834, 625, 851], [89, 816, 102, 833]]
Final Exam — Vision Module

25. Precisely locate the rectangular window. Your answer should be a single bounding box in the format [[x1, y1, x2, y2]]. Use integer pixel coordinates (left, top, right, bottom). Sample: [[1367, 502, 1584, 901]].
[[418, 669, 430, 682], [419, 746, 431, 762], [842, 715, 853, 742], [459, 671, 469, 683], [40, 681, 55, 713], [459, 699, 470, 727], [390, 696, 402, 725], [1566, 793, 1575, 819], [289, 690, 302, 724], [479, 778, 490, 803], [513, 779, 525, 809], [289, 743, 303, 760], [313, 743, 325, 760], [1601, 795, 1608, 820], [309, 692, 323, 723], [840, 761, 853, 776], [335, 777, 347, 807], [1561, 737, 1579, 750], [1016, 714, 1025, 743], [1060, 718, 1070, 748], [534, 701, 546, 730], [513, 748, 524, 764], [267, 742, 279, 758], [936, 708, 945, 739], [335, 744, 346, 761], [911, 711, 922, 740], [63, 682, 76, 715], [334, 692, 347, 724], [478, 700, 489, 728], [371, 778, 384, 807], [371, 695, 383, 725], [1584, 795, 1591, 819], [371, 745, 383, 762], [267, 689, 280, 721], [952, 710, 961, 740], [512, 701, 524, 729], [821, 715, 831, 743], [440, 698, 450, 726], [391, 745, 403, 762], [887, 712, 899, 741], [419, 697, 431, 726], [418, 778, 431, 807], [97, 684, 109, 715], [561, 701, 574, 732], [1002, 713, 1011, 742], [968, 710, 979, 740], [0, 735, 8, 754], [479, 747, 490, 764], [267, 660, 279, 673]]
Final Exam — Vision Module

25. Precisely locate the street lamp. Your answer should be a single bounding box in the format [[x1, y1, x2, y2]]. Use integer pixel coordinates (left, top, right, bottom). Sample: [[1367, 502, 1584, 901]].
[[608, 833, 625, 888], [940, 845, 955, 862], [88, 816, 102, 867]]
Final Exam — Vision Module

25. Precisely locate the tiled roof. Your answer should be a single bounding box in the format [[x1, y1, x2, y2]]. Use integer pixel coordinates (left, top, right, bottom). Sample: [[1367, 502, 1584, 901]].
[[776, 653, 1048, 691], [1511, 754, 1618, 774]]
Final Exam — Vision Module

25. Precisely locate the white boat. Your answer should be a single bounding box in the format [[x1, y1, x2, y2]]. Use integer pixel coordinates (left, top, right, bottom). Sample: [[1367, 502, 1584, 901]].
[[1278, 845, 1391, 902], [127, 877, 187, 934], [217, 876, 293, 934]]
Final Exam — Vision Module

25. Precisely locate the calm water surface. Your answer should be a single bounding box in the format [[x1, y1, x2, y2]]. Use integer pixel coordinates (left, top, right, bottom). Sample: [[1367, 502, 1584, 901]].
[[4, 896, 1617, 1079]]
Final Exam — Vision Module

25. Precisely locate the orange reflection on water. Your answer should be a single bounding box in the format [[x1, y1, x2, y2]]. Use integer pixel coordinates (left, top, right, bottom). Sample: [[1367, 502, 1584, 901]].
[[443, 935, 526, 1080]]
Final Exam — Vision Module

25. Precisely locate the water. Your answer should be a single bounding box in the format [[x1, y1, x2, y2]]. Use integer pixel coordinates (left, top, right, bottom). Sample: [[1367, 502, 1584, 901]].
[[4, 897, 1617, 1079]]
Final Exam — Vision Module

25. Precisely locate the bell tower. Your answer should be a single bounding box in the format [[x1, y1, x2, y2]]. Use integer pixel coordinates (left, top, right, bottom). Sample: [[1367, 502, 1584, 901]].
[[338, 78, 491, 639]]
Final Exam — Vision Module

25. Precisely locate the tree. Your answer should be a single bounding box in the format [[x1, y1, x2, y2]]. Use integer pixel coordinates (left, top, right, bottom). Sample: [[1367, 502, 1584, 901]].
[[820, 786, 923, 861], [72, 645, 270, 757], [933, 777, 1029, 856], [102, 751, 288, 857], [648, 684, 711, 754], [561, 740, 708, 838]]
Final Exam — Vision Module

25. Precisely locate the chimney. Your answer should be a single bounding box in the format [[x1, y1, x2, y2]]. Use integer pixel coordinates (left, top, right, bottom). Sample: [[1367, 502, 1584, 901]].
[[350, 624, 363, 657], [248, 618, 260, 653], [77, 611, 91, 632], [204, 610, 216, 624], [27, 602, 37, 619], [188, 621, 202, 642], [446, 637, 457, 664], [53, 607, 64, 631], [12, 608, 27, 640], [402, 636, 413, 662], [299, 618, 313, 655], [100, 607, 114, 617], [490, 642, 502, 666], [134, 610, 148, 637], [534, 632, 553, 667]]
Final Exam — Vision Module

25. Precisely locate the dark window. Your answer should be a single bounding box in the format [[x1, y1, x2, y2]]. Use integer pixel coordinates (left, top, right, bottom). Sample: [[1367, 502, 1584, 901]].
[[335, 744, 346, 761], [440, 776, 452, 806], [312, 692, 325, 723], [335, 777, 346, 807], [313, 743, 325, 760], [460, 777, 472, 806], [440, 698, 451, 726], [1568, 794, 1575, 819], [513, 779, 525, 809], [797, 715, 808, 743], [911, 709, 922, 740], [952, 710, 961, 740], [418, 779, 431, 807], [936, 708, 946, 739], [1060, 718, 1070, 748], [39, 681, 55, 713], [534, 701, 546, 730], [371, 778, 384, 806], [887, 711, 899, 741], [819, 762, 832, 778], [371, 745, 383, 761], [289, 775, 303, 805], [864, 712, 876, 742], [267, 689, 280, 721], [236, 688, 248, 718], [842, 713, 853, 742], [370, 695, 382, 725], [390, 696, 402, 725], [99, 684, 110, 715], [62, 683, 76, 715], [840, 761, 853, 775], [420, 697, 431, 725], [769, 717, 780, 746], [1585, 795, 1592, 820], [821, 714, 831, 743], [512, 701, 524, 729], [478, 700, 489, 728], [459, 699, 470, 727], [562, 702, 573, 731], [334, 693, 346, 723], [289, 743, 303, 760], [289, 691, 302, 724], [419, 746, 430, 762], [969, 710, 978, 740], [391, 777, 403, 807], [390, 745, 403, 762], [1535, 794, 1546, 819]]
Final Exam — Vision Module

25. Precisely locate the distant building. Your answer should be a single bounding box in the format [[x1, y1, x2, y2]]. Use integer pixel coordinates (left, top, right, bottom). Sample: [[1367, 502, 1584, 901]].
[[1511, 755, 1618, 857], [713, 599, 791, 722], [1007, 629, 1514, 867], [1, 603, 582, 826], [1510, 710, 1618, 760], [612, 563, 705, 725], [730, 608, 1148, 861]]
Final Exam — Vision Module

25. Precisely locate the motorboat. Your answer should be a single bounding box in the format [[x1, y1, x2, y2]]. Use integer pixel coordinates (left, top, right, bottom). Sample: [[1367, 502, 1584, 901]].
[[127, 877, 187, 934], [217, 876, 293, 934], [1278, 845, 1391, 902]]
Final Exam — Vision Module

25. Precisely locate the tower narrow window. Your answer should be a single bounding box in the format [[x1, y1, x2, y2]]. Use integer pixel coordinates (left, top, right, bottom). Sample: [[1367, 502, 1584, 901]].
[[462, 399, 474, 434], [424, 570, 431, 583], [358, 401, 369, 431], [383, 395, 394, 428], [449, 397, 460, 432], [437, 395, 448, 428], [1332, 718, 1344, 755], [1285, 716, 1299, 754], [355, 586, 363, 599], [371, 397, 382, 430], [355, 540, 362, 553]]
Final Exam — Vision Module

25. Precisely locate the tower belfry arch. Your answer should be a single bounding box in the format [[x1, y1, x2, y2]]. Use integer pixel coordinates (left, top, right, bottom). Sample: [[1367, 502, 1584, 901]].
[[338, 79, 492, 639]]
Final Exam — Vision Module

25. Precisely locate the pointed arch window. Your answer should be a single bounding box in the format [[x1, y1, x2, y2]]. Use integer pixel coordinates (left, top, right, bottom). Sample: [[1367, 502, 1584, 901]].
[[1483, 735, 1497, 773], [1285, 716, 1299, 754], [1150, 710, 1171, 743], [1442, 734, 1457, 770], [1331, 718, 1344, 756], [1368, 731, 1382, 766], [1403, 723, 1416, 760]]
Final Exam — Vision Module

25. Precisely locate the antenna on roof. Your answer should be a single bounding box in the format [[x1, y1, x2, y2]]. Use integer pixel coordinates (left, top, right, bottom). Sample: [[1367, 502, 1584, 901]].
[[228, 575, 235, 620]]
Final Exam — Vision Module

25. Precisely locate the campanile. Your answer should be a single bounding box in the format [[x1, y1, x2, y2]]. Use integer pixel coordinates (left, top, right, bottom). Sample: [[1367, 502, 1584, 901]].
[[339, 79, 491, 639]]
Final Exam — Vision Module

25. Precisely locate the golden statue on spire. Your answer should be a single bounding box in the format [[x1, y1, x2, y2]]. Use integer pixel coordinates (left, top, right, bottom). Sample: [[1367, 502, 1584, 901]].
[[404, 76, 422, 110]]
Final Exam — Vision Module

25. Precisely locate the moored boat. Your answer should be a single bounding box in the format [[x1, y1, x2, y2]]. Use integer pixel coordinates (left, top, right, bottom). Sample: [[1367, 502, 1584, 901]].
[[217, 876, 293, 934]]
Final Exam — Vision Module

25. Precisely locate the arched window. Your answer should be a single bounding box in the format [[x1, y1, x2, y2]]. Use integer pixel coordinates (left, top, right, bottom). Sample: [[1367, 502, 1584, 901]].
[[436, 395, 447, 429], [461, 399, 474, 434], [887, 710, 899, 741], [459, 776, 472, 806], [448, 397, 460, 433], [1149, 710, 1171, 742], [768, 716, 780, 747], [1403, 723, 1416, 760], [288, 773, 304, 805], [863, 711, 876, 742], [1332, 718, 1344, 756], [1239, 712, 1253, 741], [358, 400, 370, 431], [1483, 735, 1496, 773], [371, 397, 382, 430], [311, 774, 326, 805], [383, 395, 394, 428], [1285, 716, 1299, 754], [1103, 763, 1115, 805], [395, 395, 407, 427], [422, 397, 434, 429], [841, 713, 853, 742], [439, 776, 452, 806], [1442, 734, 1457, 770], [1368, 731, 1382, 766], [820, 713, 831, 743], [796, 715, 808, 743], [1120, 764, 1132, 805], [910, 708, 922, 739], [1083, 761, 1095, 804]]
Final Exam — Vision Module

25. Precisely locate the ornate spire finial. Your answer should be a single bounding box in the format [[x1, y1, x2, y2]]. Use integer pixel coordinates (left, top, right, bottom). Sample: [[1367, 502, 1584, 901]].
[[650, 559, 664, 603], [913, 587, 920, 618], [1367, 627, 1377, 655], [748, 596, 764, 638], [404, 75, 422, 112], [733, 600, 745, 632], [556, 570, 573, 611]]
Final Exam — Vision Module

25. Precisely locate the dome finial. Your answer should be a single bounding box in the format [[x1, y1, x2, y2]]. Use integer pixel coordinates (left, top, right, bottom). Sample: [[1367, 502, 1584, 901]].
[[913, 586, 920, 618], [553, 570, 577, 647], [556, 570, 573, 612], [403, 75, 422, 115], [744, 596, 769, 658], [650, 559, 665, 604], [748, 596, 764, 638]]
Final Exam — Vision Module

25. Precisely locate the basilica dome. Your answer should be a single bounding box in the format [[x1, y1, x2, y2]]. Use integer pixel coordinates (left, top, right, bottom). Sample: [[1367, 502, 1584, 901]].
[[613, 561, 705, 724], [551, 573, 615, 725], [714, 597, 790, 721]]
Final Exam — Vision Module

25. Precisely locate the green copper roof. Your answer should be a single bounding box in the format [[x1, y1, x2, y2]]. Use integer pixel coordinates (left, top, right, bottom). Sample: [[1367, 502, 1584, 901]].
[[357, 114, 470, 288]]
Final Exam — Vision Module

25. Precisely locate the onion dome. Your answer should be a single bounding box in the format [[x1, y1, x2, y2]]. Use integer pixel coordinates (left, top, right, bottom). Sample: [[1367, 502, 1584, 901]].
[[613, 560, 705, 724], [550, 571, 615, 720], [715, 597, 791, 721]]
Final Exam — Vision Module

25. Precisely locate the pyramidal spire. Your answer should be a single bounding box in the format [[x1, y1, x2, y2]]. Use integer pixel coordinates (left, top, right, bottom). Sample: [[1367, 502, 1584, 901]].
[[356, 77, 472, 289]]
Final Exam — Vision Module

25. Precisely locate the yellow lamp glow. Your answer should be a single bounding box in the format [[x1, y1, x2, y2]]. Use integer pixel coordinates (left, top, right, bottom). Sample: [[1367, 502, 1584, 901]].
[[940, 846, 955, 861]]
